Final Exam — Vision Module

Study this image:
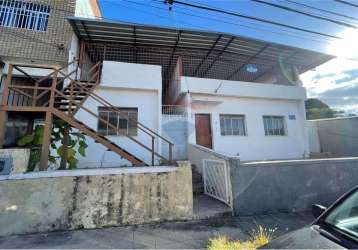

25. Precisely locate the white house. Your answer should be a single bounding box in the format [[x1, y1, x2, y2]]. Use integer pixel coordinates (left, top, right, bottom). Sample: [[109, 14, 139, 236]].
[[0, 14, 334, 169], [167, 62, 309, 161], [64, 18, 334, 167]]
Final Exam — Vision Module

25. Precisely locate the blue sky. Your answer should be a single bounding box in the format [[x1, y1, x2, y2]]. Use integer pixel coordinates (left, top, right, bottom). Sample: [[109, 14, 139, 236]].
[[99, 0, 358, 114]]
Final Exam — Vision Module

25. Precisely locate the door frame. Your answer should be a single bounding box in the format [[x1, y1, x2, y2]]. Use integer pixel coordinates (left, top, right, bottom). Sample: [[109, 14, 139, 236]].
[[195, 113, 213, 149]]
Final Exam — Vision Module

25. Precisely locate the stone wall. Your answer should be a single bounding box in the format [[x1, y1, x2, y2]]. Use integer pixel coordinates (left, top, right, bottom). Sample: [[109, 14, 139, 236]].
[[0, 162, 193, 236], [230, 158, 358, 215]]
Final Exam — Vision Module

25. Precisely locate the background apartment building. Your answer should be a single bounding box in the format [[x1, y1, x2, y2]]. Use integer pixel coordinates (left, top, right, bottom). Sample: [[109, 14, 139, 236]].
[[0, 0, 100, 146]]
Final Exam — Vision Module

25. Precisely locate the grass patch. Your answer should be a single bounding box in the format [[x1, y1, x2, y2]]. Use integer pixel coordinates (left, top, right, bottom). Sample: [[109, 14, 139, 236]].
[[208, 226, 276, 250]]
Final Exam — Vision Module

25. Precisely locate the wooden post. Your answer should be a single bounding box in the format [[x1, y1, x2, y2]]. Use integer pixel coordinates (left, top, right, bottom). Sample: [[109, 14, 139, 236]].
[[39, 111, 52, 171], [32, 81, 39, 106], [0, 65, 13, 148], [59, 126, 69, 170], [39, 70, 57, 170]]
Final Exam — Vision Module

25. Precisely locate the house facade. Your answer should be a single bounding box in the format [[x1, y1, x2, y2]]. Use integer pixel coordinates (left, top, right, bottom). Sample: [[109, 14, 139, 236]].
[[170, 70, 309, 161], [0, 2, 335, 170]]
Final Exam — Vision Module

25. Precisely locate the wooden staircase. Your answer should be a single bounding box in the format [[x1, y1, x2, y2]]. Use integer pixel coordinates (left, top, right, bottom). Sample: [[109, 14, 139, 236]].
[[52, 109, 144, 166], [0, 60, 173, 168]]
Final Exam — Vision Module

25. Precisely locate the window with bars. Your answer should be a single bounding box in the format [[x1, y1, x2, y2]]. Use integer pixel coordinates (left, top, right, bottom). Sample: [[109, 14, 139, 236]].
[[220, 114, 247, 136], [0, 0, 50, 31], [98, 107, 138, 136], [263, 116, 286, 136]]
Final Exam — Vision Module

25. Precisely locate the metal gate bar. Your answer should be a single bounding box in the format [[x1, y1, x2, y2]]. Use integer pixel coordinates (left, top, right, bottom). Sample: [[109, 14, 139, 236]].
[[202, 159, 233, 208]]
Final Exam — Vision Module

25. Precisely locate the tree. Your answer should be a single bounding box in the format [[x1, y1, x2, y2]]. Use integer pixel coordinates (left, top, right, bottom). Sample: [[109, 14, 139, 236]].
[[305, 98, 337, 120]]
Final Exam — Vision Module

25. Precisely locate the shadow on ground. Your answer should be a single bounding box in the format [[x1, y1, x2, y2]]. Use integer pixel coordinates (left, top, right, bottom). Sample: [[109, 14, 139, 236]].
[[0, 211, 314, 249]]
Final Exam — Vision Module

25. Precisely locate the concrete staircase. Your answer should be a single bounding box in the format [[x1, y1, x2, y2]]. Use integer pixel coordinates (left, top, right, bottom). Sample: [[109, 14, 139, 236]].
[[192, 165, 204, 195]]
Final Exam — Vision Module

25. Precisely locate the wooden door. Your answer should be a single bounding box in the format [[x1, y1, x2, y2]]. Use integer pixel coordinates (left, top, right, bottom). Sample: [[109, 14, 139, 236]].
[[195, 114, 212, 149]]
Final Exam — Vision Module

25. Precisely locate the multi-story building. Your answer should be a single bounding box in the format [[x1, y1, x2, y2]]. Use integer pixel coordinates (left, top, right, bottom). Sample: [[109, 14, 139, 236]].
[[0, 0, 101, 147], [0, 0, 335, 171]]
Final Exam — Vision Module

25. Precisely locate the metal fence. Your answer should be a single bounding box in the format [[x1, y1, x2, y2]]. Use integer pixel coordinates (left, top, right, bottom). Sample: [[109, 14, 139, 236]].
[[162, 105, 187, 116], [202, 158, 233, 208]]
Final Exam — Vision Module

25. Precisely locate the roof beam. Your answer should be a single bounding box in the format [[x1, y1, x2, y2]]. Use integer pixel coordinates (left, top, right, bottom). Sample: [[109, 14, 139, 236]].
[[134, 26, 138, 63], [193, 34, 223, 76], [251, 50, 299, 82], [201, 36, 235, 76], [227, 44, 270, 80], [81, 21, 92, 41]]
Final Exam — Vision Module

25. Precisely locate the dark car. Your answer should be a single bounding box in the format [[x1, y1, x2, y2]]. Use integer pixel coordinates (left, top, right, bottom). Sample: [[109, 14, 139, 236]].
[[261, 186, 358, 249]]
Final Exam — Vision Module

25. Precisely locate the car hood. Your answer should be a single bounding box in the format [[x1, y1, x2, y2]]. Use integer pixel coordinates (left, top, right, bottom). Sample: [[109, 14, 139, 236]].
[[261, 225, 345, 249]]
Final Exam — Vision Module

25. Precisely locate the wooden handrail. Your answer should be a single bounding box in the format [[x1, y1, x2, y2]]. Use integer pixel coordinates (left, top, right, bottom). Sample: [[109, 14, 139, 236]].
[[54, 89, 167, 161], [9, 85, 51, 90], [8, 88, 34, 99], [72, 80, 173, 145]]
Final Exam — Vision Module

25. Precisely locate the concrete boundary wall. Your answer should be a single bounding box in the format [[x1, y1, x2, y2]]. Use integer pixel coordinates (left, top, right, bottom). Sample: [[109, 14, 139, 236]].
[[307, 117, 358, 157], [188, 143, 240, 175], [0, 162, 193, 236], [230, 157, 358, 215]]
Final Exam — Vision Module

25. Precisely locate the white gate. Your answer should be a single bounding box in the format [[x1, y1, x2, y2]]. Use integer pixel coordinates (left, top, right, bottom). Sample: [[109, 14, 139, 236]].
[[202, 159, 233, 208]]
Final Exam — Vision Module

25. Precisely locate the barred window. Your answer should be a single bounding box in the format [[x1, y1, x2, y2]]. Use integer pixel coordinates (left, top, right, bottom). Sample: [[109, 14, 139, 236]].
[[263, 116, 286, 136], [220, 114, 247, 136], [98, 107, 138, 136], [0, 0, 50, 31]]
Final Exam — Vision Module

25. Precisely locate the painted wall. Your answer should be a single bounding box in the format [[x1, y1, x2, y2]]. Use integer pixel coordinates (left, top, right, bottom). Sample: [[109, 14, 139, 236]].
[[75, 0, 102, 18], [162, 114, 188, 160], [309, 117, 358, 157], [75, 61, 162, 167], [101, 61, 162, 91], [307, 121, 321, 153], [180, 77, 306, 101], [76, 88, 161, 167], [230, 158, 358, 215], [187, 93, 309, 161], [0, 163, 193, 236]]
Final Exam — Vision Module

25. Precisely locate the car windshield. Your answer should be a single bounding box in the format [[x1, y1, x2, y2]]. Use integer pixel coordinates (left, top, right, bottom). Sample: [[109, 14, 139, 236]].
[[324, 190, 358, 239]]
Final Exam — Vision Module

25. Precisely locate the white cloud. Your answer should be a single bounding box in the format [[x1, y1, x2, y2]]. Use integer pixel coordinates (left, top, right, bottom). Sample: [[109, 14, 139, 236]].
[[301, 58, 358, 114]]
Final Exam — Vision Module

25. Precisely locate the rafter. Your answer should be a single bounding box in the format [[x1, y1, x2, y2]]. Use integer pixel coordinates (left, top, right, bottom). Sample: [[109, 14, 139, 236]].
[[201, 36, 235, 76], [193, 34, 223, 76], [227, 44, 270, 80]]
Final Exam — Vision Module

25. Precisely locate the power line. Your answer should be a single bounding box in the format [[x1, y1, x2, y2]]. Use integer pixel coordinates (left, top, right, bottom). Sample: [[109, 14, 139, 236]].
[[124, 0, 337, 44], [252, 0, 357, 29], [103, 0, 207, 29], [335, 0, 358, 8], [165, 0, 342, 39], [284, 0, 358, 22]]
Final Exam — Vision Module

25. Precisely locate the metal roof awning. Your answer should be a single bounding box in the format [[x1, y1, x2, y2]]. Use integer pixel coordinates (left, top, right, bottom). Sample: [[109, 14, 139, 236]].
[[67, 17, 335, 91]]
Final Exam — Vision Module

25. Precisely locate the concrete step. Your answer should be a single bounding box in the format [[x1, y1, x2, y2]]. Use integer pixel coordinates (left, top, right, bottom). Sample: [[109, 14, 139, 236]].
[[193, 183, 204, 195], [192, 194, 232, 220]]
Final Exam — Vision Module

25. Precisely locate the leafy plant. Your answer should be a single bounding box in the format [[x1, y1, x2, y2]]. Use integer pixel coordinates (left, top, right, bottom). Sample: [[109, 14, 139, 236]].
[[17, 125, 44, 172], [16, 119, 88, 171]]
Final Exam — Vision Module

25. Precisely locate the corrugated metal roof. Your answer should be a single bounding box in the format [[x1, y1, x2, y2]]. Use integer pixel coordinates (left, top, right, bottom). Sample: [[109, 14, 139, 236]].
[[67, 17, 334, 86]]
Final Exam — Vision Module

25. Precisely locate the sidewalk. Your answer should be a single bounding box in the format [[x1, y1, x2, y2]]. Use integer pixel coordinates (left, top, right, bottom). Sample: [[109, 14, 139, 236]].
[[0, 212, 313, 249]]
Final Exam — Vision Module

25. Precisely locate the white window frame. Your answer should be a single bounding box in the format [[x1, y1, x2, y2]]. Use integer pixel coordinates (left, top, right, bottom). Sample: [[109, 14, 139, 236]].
[[263, 115, 287, 136], [220, 114, 247, 136], [98, 107, 138, 137], [0, 0, 50, 31]]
